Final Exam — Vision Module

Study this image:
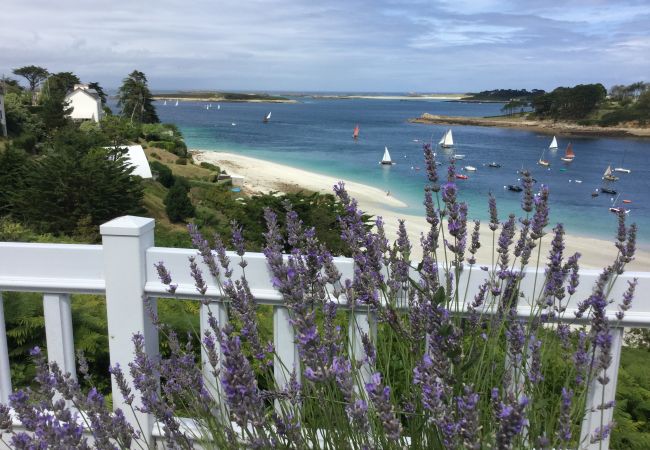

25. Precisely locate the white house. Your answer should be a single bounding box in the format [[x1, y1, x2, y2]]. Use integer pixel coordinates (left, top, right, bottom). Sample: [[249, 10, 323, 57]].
[[65, 84, 103, 122]]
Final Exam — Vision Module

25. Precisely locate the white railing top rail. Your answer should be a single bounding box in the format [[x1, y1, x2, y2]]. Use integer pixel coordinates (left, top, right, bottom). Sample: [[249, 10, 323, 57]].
[[2, 240, 649, 325]]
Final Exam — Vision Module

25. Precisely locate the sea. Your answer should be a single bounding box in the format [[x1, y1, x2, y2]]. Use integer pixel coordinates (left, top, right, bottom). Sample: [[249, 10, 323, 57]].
[[121, 96, 650, 247]]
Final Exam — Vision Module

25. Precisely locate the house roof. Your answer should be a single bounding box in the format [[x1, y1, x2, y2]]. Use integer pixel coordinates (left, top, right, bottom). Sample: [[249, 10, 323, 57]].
[[108, 145, 153, 179], [65, 87, 100, 101]]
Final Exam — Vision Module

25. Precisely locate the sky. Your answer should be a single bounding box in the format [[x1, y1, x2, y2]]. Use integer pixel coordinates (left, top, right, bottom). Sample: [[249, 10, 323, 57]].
[[1, 0, 649, 92]]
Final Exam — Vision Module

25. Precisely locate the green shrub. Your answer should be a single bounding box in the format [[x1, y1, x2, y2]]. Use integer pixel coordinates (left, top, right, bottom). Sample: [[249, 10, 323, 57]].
[[176, 157, 187, 165], [164, 180, 195, 222], [150, 152, 160, 160], [149, 160, 175, 188], [200, 161, 220, 172]]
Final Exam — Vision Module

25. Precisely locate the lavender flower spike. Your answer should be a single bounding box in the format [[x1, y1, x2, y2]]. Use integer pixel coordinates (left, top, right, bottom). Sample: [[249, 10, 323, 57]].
[[365, 372, 402, 441]]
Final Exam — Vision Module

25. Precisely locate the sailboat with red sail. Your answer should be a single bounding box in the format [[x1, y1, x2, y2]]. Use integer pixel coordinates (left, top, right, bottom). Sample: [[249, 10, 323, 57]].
[[560, 143, 575, 162], [353, 125, 359, 139]]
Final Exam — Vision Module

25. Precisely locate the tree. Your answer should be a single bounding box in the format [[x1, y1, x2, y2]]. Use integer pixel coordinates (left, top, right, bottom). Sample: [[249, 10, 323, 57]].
[[13, 127, 144, 235], [43, 72, 80, 100], [0, 145, 30, 215], [118, 70, 159, 124], [164, 180, 195, 222], [12, 65, 49, 105], [39, 87, 72, 131], [88, 82, 108, 105]]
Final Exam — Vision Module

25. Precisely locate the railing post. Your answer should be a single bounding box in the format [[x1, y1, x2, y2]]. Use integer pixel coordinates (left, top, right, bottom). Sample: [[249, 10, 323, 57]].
[[0, 292, 11, 404], [274, 305, 300, 385], [100, 216, 158, 444], [200, 301, 228, 418], [579, 327, 624, 450], [43, 293, 76, 378]]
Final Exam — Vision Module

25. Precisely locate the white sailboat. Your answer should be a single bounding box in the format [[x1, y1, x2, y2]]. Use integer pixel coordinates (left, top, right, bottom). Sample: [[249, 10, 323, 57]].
[[464, 165, 477, 171], [175, 100, 179, 107], [380, 146, 395, 165], [549, 136, 558, 150], [614, 149, 631, 173], [217, 104, 221, 110], [263, 111, 272, 123], [163, 100, 167, 106], [602, 165, 619, 181], [439, 129, 454, 148]]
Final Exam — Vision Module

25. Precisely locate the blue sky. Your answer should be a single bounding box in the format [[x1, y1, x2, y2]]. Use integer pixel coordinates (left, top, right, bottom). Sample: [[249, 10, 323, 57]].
[[1, 0, 648, 92]]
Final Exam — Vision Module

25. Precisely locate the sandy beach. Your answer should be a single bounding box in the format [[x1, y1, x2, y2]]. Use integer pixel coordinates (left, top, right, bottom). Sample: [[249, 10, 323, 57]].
[[192, 150, 650, 271], [410, 114, 650, 138]]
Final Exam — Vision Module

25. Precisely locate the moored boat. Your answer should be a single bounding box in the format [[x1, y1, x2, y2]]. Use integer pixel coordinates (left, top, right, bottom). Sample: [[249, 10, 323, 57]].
[[464, 165, 477, 172], [601, 187, 617, 195], [455, 174, 468, 180], [538, 147, 550, 167], [263, 111, 272, 123], [560, 143, 575, 162], [602, 165, 619, 181], [488, 162, 501, 168], [453, 154, 465, 160], [507, 185, 523, 192], [549, 136, 558, 150], [353, 125, 359, 139]]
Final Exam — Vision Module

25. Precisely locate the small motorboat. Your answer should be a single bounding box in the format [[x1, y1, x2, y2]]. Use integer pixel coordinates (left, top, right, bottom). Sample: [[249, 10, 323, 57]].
[[453, 154, 466, 160], [591, 191, 599, 198], [464, 166, 477, 172], [574, 180, 583, 183], [507, 185, 523, 192], [455, 174, 469, 180], [488, 162, 501, 168], [601, 187, 617, 195], [622, 199, 632, 204], [610, 207, 630, 214]]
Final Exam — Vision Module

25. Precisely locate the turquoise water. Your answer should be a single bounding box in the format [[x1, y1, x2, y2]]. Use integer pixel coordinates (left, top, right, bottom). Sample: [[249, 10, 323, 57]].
[[140, 97, 650, 245]]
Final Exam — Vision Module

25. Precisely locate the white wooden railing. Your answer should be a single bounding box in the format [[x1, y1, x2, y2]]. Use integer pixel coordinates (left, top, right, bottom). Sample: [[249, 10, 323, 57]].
[[0, 215, 649, 449]]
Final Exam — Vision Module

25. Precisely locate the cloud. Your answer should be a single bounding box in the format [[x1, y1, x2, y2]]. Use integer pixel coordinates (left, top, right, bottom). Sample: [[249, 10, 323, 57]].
[[0, 0, 648, 91]]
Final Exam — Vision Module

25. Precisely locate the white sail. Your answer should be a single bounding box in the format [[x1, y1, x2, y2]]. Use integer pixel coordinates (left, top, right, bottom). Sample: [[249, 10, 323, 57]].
[[604, 165, 612, 177], [549, 136, 558, 149], [217, 104, 221, 110], [381, 146, 392, 164], [175, 100, 179, 106], [266, 112, 272, 120], [440, 129, 454, 147], [438, 132, 446, 145], [164, 100, 167, 106]]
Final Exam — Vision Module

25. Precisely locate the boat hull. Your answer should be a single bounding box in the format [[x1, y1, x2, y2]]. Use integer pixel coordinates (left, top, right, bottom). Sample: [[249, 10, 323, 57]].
[[538, 160, 550, 167], [560, 157, 575, 162], [613, 168, 631, 173], [380, 161, 394, 165], [603, 175, 619, 182]]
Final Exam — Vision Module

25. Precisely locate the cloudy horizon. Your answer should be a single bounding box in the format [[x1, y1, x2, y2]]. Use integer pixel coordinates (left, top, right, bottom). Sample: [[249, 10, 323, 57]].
[[1, 0, 649, 92]]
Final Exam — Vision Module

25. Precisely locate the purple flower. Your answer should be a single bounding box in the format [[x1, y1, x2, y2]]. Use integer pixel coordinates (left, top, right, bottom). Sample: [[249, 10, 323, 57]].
[[616, 278, 637, 320], [365, 373, 402, 441], [488, 193, 499, 231], [493, 391, 529, 449], [154, 261, 177, 294], [520, 170, 534, 213], [557, 388, 573, 443], [423, 143, 439, 188], [530, 186, 549, 240]]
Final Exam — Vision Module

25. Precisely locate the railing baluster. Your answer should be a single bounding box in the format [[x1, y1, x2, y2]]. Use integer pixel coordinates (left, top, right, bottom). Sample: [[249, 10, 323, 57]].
[[0, 292, 11, 404], [579, 327, 624, 450], [349, 307, 377, 388], [43, 293, 76, 378], [200, 300, 228, 418], [274, 304, 299, 412]]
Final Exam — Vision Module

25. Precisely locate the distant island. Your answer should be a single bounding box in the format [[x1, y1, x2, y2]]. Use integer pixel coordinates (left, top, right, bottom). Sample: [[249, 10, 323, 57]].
[[291, 93, 465, 101], [411, 82, 650, 137], [152, 91, 295, 103]]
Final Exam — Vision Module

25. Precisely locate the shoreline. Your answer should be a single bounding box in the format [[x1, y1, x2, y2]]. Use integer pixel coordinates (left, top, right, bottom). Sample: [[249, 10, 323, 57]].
[[410, 114, 650, 138], [191, 149, 650, 271]]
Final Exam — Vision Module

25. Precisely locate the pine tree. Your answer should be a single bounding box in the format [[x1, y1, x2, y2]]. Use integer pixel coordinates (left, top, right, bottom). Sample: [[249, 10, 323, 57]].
[[117, 70, 159, 124]]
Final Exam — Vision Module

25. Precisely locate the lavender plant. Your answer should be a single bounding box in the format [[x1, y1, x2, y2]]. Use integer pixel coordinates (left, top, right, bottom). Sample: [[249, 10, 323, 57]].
[[0, 143, 638, 449]]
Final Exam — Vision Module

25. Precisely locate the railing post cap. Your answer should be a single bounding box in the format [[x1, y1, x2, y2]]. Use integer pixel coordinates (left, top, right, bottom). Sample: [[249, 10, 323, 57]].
[[100, 216, 155, 237]]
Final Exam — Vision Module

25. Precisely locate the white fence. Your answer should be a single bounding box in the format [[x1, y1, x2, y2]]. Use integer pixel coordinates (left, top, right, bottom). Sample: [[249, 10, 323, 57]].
[[1, 215, 649, 449]]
